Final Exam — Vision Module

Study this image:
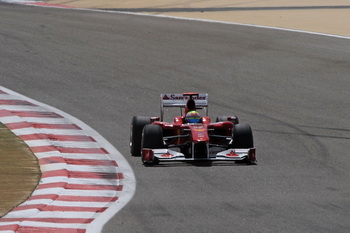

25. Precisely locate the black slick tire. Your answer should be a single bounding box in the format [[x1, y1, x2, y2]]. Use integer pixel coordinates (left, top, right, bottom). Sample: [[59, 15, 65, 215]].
[[130, 116, 150, 157], [141, 124, 164, 165], [232, 123, 254, 149], [216, 116, 239, 124], [142, 124, 164, 149]]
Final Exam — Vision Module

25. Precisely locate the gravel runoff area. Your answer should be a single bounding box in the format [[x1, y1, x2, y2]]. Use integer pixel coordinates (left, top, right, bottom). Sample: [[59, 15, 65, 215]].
[[0, 124, 40, 217]]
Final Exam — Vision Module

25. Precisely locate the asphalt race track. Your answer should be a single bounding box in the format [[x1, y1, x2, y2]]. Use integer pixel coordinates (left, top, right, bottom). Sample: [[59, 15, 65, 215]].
[[1, 3, 350, 232]]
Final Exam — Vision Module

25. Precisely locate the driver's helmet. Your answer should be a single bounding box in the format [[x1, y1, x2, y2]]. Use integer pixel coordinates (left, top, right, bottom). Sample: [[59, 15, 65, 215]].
[[185, 111, 201, 123]]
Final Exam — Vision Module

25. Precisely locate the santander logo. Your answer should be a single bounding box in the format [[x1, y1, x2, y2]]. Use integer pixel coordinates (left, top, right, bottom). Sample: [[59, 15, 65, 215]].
[[226, 150, 238, 157], [163, 94, 206, 100], [161, 152, 173, 158]]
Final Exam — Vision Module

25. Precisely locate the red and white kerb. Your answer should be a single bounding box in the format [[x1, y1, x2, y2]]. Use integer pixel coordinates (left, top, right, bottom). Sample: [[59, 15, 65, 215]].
[[0, 87, 135, 233]]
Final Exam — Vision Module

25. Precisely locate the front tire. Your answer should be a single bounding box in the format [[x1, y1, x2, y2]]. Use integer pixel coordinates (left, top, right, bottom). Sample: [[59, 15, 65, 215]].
[[130, 116, 150, 157], [232, 123, 254, 149], [142, 124, 164, 149], [141, 124, 164, 165]]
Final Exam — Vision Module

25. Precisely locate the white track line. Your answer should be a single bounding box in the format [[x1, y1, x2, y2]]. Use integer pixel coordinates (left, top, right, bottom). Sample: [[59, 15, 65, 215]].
[[98, 10, 350, 40], [6, 211, 99, 219]]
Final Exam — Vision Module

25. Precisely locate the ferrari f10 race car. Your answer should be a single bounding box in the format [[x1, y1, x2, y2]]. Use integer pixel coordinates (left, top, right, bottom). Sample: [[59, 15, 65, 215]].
[[130, 93, 256, 165]]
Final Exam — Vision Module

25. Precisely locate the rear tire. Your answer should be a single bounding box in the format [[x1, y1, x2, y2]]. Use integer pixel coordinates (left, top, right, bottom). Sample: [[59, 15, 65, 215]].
[[232, 123, 254, 149], [216, 116, 239, 125], [130, 116, 150, 157]]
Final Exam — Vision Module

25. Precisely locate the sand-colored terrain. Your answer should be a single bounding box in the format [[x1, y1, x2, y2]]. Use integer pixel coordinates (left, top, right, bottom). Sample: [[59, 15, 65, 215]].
[[46, 0, 350, 37], [0, 124, 41, 217]]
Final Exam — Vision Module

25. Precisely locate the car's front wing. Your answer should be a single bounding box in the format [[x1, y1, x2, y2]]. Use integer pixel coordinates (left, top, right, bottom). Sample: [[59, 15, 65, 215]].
[[142, 148, 256, 164]]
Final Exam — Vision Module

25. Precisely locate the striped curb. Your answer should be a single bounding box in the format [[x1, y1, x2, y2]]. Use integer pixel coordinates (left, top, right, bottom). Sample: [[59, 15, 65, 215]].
[[0, 87, 136, 233], [2, 0, 76, 8], [22, 1, 76, 8]]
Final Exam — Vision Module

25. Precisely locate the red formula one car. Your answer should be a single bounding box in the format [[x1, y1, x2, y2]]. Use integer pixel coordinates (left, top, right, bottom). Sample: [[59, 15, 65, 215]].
[[130, 93, 256, 165]]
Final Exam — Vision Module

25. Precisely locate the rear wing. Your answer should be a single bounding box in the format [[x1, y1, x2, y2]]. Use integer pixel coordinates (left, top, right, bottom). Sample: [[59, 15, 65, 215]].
[[160, 93, 208, 121]]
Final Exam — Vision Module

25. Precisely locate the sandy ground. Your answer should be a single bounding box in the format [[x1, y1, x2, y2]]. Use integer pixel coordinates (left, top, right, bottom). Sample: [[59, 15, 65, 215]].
[[0, 124, 40, 217], [46, 0, 350, 37]]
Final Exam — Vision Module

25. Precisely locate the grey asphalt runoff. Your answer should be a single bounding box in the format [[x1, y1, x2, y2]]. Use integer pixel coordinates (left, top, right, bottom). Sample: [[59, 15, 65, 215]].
[[1, 3, 350, 233]]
